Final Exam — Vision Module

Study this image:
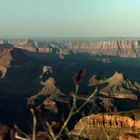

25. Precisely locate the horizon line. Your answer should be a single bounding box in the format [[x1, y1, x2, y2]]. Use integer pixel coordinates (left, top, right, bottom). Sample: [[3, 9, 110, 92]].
[[1, 36, 140, 40]]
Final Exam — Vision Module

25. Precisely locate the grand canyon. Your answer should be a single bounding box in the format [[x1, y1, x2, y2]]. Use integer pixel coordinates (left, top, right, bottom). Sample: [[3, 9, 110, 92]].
[[5, 39, 140, 57], [0, 39, 140, 140], [1, 0, 140, 139]]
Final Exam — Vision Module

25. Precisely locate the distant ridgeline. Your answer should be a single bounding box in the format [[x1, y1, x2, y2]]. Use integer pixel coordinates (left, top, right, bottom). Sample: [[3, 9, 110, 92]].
[[1, 39, 140, 57]]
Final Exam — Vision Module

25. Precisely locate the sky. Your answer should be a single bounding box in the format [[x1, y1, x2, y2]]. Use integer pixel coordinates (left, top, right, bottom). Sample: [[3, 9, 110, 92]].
[[0, 0, 140, 38]]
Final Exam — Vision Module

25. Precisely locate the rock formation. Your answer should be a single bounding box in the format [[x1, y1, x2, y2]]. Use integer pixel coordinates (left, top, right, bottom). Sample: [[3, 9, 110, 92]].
[[5, 39, 140, 57], [27, 77, 65, 107], [0, 47, 38, 78], [40, 65, 53, 79], [0, 65, 8, 78], [0, 47, 39, 96], [71, 112, 140, 140], [39, 77, 64, 98], [0, 48, 12, 78], [62, 40, 140, 57], [89, 71, 140, 100]]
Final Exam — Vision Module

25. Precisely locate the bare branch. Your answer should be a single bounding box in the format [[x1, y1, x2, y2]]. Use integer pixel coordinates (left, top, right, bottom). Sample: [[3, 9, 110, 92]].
[[74, 88, 97, 114], [14, 125, 30, 139], [25, 84, 98, 140], [30, 109, 37, 140], [45, 121, 56, 140], [56, 91, 77, 139], [15, 132, 31, 140]]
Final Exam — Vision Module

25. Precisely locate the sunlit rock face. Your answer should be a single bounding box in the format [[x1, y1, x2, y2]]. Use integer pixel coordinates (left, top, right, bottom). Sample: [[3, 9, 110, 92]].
[[9, 39, 140, 57], [0, 47, 37, 78], [37, 77, 64, 99], [89, 71, 140, 100], [62, 40, 140, 57], [0, 47, 13, 78], [0, 46, 39, 96], [71, 113, 140, 140]]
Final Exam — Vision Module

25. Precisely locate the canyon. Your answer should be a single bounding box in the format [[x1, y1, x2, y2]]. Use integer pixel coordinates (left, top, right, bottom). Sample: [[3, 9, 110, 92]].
[[2, 39, 140, 58], [62, 40, 140, 57], [71, 112, 140, 140], [16, 39, 140, 58], [1, 42, 140, 139]]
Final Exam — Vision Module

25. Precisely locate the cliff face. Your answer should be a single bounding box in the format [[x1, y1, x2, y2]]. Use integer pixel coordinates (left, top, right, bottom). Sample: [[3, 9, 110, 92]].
[[0, 48, 13, 78], [62, 40, 140, 57], [9, 39, 140, 57], [0, 47, 39, 94], [71, 113, 140, 140], [89, 71, 140, 100], [0, 48, 12, 66], [0, 47, 37, 78]]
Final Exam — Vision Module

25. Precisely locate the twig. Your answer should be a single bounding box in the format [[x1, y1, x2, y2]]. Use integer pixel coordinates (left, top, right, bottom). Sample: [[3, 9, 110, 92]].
[[15, 132, 31, 140], [74, 88, 97, 114], [75, 85, 79, 95], [56, 87, 97, 139], [45, 121, 56, 140], [56, 91, 77, 139], [25, 85, 98, 140], [38, 115, 48, 132], [30, 109, 37, 140], [14, 125, 30, 139]]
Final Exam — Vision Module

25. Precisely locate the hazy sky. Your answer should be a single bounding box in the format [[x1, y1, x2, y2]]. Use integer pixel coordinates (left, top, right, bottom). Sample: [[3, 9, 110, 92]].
[[0, 0, 140, 38]]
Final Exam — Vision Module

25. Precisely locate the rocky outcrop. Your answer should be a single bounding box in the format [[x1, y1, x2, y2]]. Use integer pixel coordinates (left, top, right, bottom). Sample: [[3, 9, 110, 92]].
[[15, 42, 52, 53], [5, 39, 140, 57], [89, 71, 140, 100], [27, 77, 65, 106], [38, 77, 64, 98], [0, 47, 38, 78], [0, 47, 39, 96], [6, 39, 140, 57], [62, 40, 140, 57], [71, 113, 140, 140], [0, 66, 7, 78], [0, 48, 12, 78]]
